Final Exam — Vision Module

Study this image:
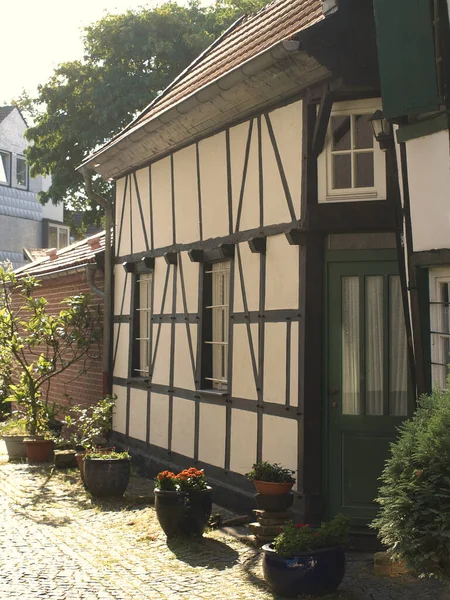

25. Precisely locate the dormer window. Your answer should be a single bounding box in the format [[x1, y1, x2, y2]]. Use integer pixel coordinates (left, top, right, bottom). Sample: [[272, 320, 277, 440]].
[[15, 156, 28, 189], [0, 151, 11, 185], [318, 99, 386, 202]]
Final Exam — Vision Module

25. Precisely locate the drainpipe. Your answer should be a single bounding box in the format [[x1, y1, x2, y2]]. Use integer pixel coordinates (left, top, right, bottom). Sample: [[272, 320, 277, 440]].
[[86, 264, 105, 299], [81, 167, 113, 396]]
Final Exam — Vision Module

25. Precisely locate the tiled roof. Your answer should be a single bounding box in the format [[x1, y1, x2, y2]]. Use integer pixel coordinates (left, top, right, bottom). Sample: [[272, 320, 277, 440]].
[[0, 106, 14, 124], [15, 231, 105, 278], [90, 0, 323, 159]]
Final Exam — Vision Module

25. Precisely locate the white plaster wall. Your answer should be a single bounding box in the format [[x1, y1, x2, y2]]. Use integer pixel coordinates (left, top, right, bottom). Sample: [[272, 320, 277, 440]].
[[151, 157, 173, 249], [120, 175, 132, 257], [172, 397, 195, 458], [129, 388, 148, 442], [151, 324, 171, 386], [114, 266, 131, 317], [112, 385, 127, 434], [113, 323, 129, 379], [115, 178, 126, 255], [265, 234, 300, 310], [230, 409, 257, 475], [198, 403, 226, 468], [130, 168, 150, 254], [173, 324, 197, 390], [41, 200, 63, 223], [229, 119, 259, 232], [149, 393, 169, 449], [232, 323, 258, 400], [198, 132, 229, 240], [233, 243, 260, 313], [153, 259, 174, 314], [406, 130, 450, 252], [173, 145, 200, 244], [176, 253, 199, 314], [266, 101, 303, 221], [262, 415, 297, 486], [263, 322, 298, 406]]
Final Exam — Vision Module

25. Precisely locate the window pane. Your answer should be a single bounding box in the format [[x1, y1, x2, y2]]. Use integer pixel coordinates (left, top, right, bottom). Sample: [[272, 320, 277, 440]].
[[48, 226, 58, 248], [58, 228, 69, 249], [333, 154, 352, 189], [389, 276, 408, 416], [366, 276, 384, 415], [16, 157, 27, 187], [342, 276, 360, 415], [355, 152, 374, 188], [0, 153, 9, 184], [332, 116, 351, 150], [354, 115, 374, 149], [137, 272, 152, 376], [211, 261, 230, 390]]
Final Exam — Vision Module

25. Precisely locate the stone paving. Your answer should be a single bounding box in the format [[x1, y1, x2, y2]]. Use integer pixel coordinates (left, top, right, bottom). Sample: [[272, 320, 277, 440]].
[[0, 454, 450, 600]]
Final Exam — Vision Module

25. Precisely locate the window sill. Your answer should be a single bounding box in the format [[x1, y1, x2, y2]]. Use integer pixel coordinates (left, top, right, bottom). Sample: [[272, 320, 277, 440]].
[[196, 389, 228, 398], [322, 191, 380, 203]]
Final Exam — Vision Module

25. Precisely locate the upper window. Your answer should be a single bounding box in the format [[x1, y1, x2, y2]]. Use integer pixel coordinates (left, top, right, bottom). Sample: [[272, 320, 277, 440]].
[[202, 260, 231, 391], [132, 270, 153, 377], [430, 269, 450, 389], [48, 224, 70, 249], [319, 100, 386, 203], [15, 156, 28, 189], [0, 151, 11, 186]]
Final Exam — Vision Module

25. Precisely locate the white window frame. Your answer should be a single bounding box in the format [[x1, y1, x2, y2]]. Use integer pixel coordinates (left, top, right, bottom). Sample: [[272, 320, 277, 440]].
[[0, 150, 11, 186], [15, 155, 28, 189], [429, 267, 450, 389], [48, 223, 70, 249], [204, 260, 231, 391], [318, 99, 386, 203], [133, 270, 153, 378]]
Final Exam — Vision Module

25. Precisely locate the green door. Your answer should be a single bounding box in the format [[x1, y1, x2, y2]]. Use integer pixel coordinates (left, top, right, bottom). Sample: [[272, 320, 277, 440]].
[[327, 253, 413, 527]]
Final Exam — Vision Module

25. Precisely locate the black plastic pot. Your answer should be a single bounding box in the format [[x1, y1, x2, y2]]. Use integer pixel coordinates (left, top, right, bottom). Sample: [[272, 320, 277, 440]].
[[154, 489, 187, 537], [84, 457, 131, 498], [154, 487, 213, 537], [255, 492, 294, 512], [262, 544, 346, 597]]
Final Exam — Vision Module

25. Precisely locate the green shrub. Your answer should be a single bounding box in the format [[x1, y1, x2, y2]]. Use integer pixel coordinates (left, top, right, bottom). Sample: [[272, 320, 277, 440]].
[[273, 515, 349, 557], [372, 385, 450, 579]]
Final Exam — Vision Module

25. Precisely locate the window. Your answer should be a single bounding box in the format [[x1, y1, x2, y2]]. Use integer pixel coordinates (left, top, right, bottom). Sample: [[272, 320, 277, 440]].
[[203, 260, 231, 390], [48, 224, 70, 249], [0, 151, 11, 185], [132, 270, 153, 377], [430, 269, 450, 388], [318, 100, 386, 202], [15, 156, 28, 188]]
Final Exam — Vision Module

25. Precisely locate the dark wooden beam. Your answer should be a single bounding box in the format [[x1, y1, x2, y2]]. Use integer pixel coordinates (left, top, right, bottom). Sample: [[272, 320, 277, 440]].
[[412, 248, 450, 267], [308, 200, 397, 232], [311, 88, 333, 158]]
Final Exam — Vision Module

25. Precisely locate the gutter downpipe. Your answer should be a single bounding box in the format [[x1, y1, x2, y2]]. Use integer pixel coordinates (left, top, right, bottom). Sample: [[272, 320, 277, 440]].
[[81, 167, 113, 396]]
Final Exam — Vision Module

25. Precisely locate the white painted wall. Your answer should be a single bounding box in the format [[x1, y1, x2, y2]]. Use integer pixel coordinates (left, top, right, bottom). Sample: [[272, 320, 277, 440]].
[[128, 388, 148, 442], [406, 129, 450, 252]]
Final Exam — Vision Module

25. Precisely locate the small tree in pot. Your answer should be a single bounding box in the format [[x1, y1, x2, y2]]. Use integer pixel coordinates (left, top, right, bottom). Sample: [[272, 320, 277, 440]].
[[0, 267, 101, 461]]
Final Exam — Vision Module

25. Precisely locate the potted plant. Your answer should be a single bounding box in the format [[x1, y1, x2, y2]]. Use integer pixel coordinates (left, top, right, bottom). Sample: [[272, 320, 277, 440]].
[[154, 467, 213, 538], [83, 450, 131, 498], [262, 514, 350, 597], [63, 395, 117, 482], [0, 267, 100, 463], [246, 461, 296, 495], [0, 413, 28, 459]]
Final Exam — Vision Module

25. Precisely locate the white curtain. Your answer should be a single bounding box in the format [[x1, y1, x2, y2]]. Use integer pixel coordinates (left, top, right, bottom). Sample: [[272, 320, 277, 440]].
[[366, 276, 384, 415], [342, 277, 360, 415], [139, 273, 152, 375], [389, 276, 408, 416]]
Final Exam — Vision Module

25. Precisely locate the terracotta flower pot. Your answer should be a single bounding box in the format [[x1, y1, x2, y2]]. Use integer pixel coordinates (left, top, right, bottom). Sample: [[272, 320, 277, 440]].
[[24, 438, 54, 463], [253, 480, 294, 495]]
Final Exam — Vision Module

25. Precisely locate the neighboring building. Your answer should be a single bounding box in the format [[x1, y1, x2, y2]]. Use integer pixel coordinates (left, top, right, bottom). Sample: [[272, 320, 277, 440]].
[[372, 0, 450, 396], [78, 0, 448, 528], [0, 106, 69, 268], [14, 231, 105, 414]]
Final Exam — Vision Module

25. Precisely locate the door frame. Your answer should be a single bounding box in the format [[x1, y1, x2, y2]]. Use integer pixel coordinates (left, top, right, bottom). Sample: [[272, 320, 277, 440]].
[[322, 248, 403, 523]]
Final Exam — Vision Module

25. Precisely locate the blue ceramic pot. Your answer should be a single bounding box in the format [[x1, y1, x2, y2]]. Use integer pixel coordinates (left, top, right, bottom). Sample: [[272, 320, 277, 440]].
[[262, 544, 346, 597]]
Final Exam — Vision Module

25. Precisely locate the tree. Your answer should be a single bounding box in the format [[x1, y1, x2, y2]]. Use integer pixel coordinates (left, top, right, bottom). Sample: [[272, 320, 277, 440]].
[[0, 267, 101, 435], [15, 0, 269, 227]]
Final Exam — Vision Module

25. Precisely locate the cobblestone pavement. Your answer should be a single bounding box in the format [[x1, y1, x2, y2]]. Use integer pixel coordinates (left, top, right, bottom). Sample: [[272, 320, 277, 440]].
[[0, 455, 449, 600]]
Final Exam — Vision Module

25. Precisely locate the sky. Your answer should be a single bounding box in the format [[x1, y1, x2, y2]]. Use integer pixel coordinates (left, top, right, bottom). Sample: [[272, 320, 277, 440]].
[[1, 0, 212, 105]]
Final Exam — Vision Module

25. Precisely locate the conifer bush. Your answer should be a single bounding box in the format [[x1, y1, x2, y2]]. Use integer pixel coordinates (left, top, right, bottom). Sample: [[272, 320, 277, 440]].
[[372, 384, 450, 579]]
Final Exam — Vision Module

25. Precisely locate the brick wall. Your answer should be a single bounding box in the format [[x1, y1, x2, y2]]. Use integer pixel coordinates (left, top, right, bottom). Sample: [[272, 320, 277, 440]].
[[11, 268, 104, 419]]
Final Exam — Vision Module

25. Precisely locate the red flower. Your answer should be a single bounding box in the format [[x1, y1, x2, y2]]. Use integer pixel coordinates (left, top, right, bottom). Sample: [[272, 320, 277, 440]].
[[295, 523, 309, 529], [415, 469, 424, 478]]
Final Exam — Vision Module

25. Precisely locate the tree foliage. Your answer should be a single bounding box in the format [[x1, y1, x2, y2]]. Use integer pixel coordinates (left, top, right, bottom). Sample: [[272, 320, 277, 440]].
[[14, 0, 269, 225], [372, 385, 450, 579]]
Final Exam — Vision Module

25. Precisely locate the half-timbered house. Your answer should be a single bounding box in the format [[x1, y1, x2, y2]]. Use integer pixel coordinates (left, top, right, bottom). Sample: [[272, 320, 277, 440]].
[[79, 0, 419, 530]]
